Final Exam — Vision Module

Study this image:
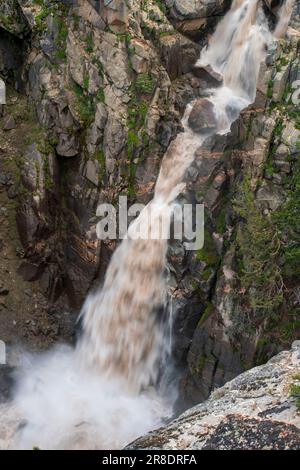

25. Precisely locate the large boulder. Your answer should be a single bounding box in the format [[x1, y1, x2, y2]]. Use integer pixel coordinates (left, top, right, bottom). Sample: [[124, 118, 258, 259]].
[[164, 0, 228, 37], [188, 98, 217, 133], [130, 342, 300, 450]]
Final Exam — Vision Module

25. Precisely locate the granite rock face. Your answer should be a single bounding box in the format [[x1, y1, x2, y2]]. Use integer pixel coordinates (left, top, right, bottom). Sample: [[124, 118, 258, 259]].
[[130, 342, 300, 450]]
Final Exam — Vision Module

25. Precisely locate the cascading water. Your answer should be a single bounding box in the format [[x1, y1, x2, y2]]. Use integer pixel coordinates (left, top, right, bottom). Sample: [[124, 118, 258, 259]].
[[0, 0, 293, 450]]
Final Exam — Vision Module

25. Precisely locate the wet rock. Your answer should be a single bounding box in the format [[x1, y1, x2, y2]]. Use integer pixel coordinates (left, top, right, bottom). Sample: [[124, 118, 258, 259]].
[[188, 98, 217, 133], [160, 34, 199, 80], [192, 65, 223, 86]]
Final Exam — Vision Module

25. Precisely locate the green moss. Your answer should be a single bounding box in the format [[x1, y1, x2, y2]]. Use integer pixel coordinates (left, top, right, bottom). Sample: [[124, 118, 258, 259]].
[[198, 303, 214, 327], [290, 383, 300, 411], [154, 0, 167, 14], [216, 205, 227, 234], [85, 33, 94, 53], [95, 148, 106, 181], [267, 80, 273, 99], [96, 89, 105, 104], [280, 319, 300, 341], [274, 141, 300, 280], [34, 3, 51, 32], [83, 74, 90, 92], [197, 229, 220, 268], [198, 354, 206, 372], [72, 83, 95, 126]]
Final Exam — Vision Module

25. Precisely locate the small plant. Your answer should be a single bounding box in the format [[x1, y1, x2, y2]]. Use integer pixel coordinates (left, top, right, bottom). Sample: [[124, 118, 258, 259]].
[[135, 74, 155, 95], [267, 80, 274, 99], [290, 383, 300, 411], [72, 83, 95, 126], [85, 32, 94, 53]]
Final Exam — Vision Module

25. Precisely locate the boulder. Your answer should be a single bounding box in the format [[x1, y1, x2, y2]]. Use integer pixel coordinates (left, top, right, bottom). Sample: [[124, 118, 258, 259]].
[[165, 0, 228, 37], [130, 344, 300, 450], [192, 64, 223, 86], [188, 98, 217, 133], [56, 133, 79, 158]]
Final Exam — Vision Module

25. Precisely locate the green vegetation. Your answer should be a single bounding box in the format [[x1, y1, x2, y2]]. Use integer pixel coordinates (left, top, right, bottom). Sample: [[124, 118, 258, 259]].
[[54, 15, 68, 61], [234, 177, 283, 313], [267, 79, 273, 99], [198, 303, 214, 327], [95, 148, 106, 182], [275, 140, 300, 280], [135, 74, 155, 95], [96, 89, 105, 103], [72, 83, 95, 126], [197, 228, 220, 268], [290, 383, 300, 411], [85, 32, 94, 54], [0, 13, 16, 33]]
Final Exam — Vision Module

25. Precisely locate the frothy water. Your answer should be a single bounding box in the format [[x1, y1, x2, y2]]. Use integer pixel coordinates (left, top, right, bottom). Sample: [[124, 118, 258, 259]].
[[0, 0, 290, 450]]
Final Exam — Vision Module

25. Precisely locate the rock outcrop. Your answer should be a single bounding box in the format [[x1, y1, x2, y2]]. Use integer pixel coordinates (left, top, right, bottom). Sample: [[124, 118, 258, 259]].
[[130, 341, 300, 450]]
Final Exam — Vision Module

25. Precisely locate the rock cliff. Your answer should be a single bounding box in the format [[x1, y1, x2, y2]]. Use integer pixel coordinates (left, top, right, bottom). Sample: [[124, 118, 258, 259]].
[[0, 0, 299, 410]]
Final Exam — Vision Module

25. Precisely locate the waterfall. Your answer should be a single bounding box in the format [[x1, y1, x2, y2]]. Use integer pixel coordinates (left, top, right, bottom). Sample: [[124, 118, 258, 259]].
[[0, 0, 287, 450]]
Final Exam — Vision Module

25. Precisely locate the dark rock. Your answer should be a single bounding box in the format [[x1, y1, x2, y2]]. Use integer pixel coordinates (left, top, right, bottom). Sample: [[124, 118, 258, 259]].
[[7, 184, 19, 199], [16, 205, 40, 249], [188, 98, 217, 133], [160, 33, 199, 80], [0, 287, 9, 296], [3, 115, 16, 131], [0, 366, 14, 403], [202, 415, 300, 450], [17, 261, 45, 282], [192, 65, 223, 86]]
